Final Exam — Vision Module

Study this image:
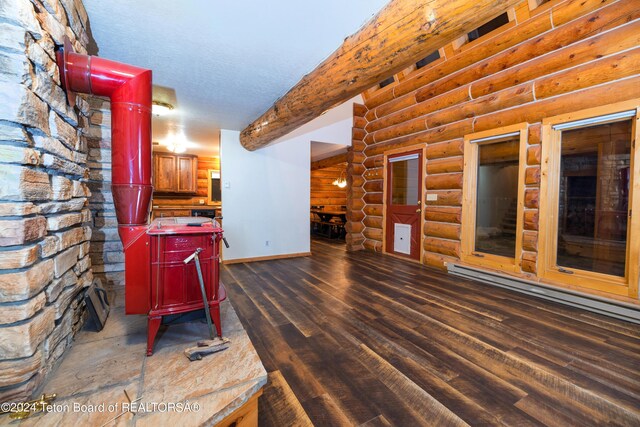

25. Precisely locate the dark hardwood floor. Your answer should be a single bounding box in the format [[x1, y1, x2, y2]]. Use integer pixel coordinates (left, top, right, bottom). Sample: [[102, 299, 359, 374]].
[[222, 238, 640, 426]]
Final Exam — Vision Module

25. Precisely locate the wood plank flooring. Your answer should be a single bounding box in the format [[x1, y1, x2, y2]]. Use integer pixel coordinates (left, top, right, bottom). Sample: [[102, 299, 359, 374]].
[[222, 238, 640, 426]]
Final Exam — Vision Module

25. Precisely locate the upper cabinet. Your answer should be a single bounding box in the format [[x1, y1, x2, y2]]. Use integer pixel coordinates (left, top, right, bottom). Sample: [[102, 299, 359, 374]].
[[153, 152, 198, 194]]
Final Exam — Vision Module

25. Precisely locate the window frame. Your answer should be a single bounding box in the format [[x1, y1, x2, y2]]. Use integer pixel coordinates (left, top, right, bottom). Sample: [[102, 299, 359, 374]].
[[461, 123, 528, 273], [540, 100, 640, 298]]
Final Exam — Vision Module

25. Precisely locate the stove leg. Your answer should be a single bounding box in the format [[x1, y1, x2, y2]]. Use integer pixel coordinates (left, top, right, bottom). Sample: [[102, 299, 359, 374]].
[[209, 304, 222, 337], [147, 315, 162, 356]]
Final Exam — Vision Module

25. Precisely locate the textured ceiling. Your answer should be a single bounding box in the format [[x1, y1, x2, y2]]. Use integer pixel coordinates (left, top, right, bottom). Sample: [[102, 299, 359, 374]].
[[83, 0, 388, 156]]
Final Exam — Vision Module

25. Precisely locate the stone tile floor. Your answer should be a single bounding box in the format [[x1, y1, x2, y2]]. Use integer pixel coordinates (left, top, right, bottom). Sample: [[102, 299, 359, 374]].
[[7, 286, 267, 426]]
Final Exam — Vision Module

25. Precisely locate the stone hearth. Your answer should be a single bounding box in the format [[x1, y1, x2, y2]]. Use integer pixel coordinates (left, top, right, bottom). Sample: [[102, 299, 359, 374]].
[[11, 287, 267, 426]]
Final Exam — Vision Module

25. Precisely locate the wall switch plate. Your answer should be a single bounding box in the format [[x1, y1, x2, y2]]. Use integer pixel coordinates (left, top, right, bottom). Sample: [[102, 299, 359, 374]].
[[426, 193, 438, 201], [265, 240, 270, 246], [223, 181, 230, 189], [199, 199, 205, 204]]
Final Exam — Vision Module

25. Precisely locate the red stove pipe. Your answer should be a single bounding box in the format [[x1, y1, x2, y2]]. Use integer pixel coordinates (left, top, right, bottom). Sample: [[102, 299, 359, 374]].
[[56, 37, 152, 243]]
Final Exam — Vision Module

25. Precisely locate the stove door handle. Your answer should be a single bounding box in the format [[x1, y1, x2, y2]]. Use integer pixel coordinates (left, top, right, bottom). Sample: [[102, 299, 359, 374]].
[[222, 237, 230, 249]]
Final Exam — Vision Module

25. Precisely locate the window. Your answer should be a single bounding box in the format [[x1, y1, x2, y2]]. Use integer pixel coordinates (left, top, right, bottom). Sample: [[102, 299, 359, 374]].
[[461, 124, 527, 272], [415, 50, 440, 70], [208, 170, 221, 203], [379, 76, 395, 89], [467, 12, 510, 42], [540, 102, 640, 297]]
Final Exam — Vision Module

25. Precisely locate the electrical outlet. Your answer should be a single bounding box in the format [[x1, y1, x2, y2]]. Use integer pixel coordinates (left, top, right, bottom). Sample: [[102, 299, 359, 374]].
[[265, 240, 270, 247], [199, 199, 205, 205], [223, 181, 230, 189]]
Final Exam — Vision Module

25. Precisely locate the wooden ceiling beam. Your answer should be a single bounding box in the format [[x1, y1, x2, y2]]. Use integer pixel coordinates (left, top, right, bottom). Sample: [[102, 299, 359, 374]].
[[240, 0, 521, 151], [311, 153, 348, 170]]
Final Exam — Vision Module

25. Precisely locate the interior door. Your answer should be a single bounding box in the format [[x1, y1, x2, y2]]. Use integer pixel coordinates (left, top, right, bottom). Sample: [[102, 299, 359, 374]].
[[385, 150, 423, 260]]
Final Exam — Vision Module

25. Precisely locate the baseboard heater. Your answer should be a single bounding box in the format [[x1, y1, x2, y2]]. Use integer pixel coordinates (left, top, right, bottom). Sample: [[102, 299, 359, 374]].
[[446, 263, 640, 324]]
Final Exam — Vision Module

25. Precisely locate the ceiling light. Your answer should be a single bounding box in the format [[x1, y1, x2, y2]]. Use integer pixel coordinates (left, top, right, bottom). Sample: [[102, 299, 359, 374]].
[[152, 100, 174, 116]]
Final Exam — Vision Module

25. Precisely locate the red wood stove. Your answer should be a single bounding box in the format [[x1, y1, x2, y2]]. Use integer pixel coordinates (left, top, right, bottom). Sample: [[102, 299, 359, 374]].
[[55, 38, 226, 356], [123, 218, 226, 355]]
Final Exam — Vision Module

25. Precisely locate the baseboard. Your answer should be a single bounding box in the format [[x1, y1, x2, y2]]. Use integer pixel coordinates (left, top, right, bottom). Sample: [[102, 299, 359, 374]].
[[222, 252, 312, 265], [447, 263, 640, 324]]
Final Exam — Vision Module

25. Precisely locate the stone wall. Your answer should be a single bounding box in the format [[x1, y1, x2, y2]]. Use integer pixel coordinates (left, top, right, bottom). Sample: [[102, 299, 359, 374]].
[[86, 97, 124, 286], [0, 0, 93, 401]]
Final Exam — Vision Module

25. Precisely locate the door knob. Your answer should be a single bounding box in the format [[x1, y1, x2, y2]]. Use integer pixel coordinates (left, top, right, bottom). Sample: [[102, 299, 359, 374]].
[[416, 208, 421, 213]]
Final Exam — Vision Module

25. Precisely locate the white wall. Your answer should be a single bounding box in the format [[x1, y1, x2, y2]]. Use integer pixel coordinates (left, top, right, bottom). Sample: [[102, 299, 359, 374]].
[[220, 96, 361, 261], [220, 130, 310, 261]]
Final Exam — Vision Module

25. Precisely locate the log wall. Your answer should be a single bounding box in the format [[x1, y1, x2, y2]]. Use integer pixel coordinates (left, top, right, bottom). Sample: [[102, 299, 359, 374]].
[[310, 164, 347, 211], [352, 0, 640, 280]]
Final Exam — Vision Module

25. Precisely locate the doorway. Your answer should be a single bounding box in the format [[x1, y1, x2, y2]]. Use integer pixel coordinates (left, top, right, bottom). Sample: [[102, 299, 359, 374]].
[[385, 149, 423, 260]]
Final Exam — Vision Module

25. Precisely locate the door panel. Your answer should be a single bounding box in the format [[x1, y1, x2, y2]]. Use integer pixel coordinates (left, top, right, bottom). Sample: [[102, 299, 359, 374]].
[[385, 150, 423, 260]]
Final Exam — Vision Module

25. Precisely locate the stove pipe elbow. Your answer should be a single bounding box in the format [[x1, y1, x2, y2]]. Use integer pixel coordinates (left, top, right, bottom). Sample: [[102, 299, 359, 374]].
[[56, 38, 152, 242]]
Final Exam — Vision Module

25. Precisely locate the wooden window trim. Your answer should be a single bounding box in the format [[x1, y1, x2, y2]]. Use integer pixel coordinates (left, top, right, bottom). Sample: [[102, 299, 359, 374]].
[[461, 123, 528, 273], [539, 100, 640, 298]]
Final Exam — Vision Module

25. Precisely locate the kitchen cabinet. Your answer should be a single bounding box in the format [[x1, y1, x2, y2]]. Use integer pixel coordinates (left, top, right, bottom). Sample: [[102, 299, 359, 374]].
[[153, 153, 197, 194]]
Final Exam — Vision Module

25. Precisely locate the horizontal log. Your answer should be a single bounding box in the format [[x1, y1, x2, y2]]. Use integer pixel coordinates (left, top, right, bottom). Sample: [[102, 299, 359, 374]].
[[349, 199, 365, 211], [425, 206, 462, 224], [351, 164, 365, 175], [354, 103, 367, 118], [363, 238, 383, 253], [534, 47, 640, 100], [346, 221, 365, 234], [521, 251, 537, 274], [524, 189, 539, 209], [473, 76, 640, 132], [365, 108, 377, 123], [311, 198, 347, 206], [523, 209, 539, 231], [425, 221, 461, 240], [350, 152, 366, 165], [551, 0, 626, 28], [363, 167, 383, 180], [240, 0, 522, 149], [527, 145, 541, 166], [370, 11, 552, 108], [425, 139, 464, 160], [522, 230, 538, 252], [354, 116, 367, 130], [426, 82, 534, 129], [470, 19, 640, 98], [311, 168, 345, 178], [363, 192, 383, 205], [524, 166, 540, 186], [363, 156, 384, 169], [425, 190, 462, 206], [348, 210, 365, 223], [426, 172, 463, 190], [424, 237, 460, 257], [363, 180, 384, 192], [423, 251, 457, 270], [351, 187, 366, 199], [311, 153, 348, 170], [364, 133, 375, 146], [426, 156, 463, 174], [351, 176, 365, 187], [368, 86, 469, 134], [372, 92, 417, 123], [364, 216, 383, 229], [371, 116, 427, 144], [364, 120, 472, 157], [417, 0, 634, 105], [353, 128, 367, 141], [364, 204, 384, 216], [311, 191, 347, 199], [351, 139, 366, 152]]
